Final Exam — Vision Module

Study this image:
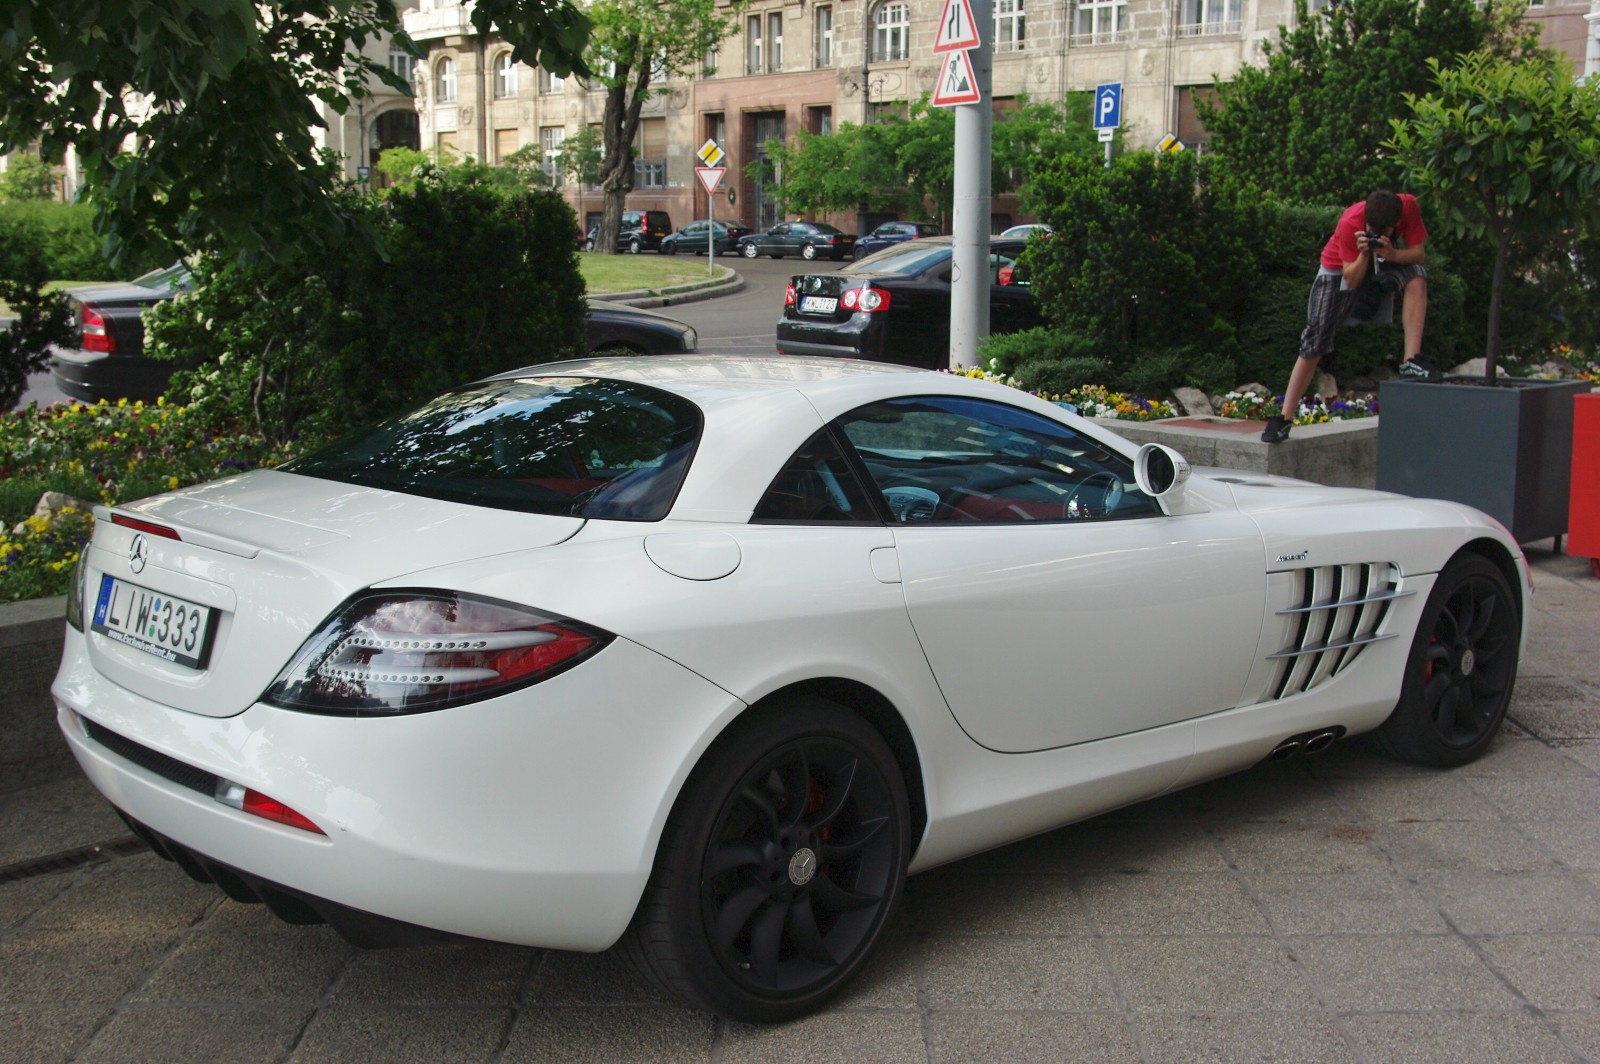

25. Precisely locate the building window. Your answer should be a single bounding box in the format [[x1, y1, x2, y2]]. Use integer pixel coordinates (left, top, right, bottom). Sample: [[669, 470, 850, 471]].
[[539, 67, 565, 95], [808, 106, 833, 135], [1072, 0, 1127, 44], [815, 5, 833, 67], [634, 117, 666, 189], [872, 3, 910, 62], [436, 57, 457, 102], [494, 128, 520, 164], [541, 126, 565, 186], [494, 52, 518, 98], [705, 44, 720, 75], [746, 15, 764, 74], [768, 12, 784, 72], [994, 0, 1025, 51], [436, 130, 458, 156], [390, 44, 415, 86], [1175, 86, 1217, 151], [1177, 0, 1241, 36]]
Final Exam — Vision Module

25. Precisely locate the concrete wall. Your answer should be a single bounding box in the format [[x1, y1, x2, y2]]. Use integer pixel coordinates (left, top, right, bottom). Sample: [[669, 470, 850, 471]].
[[0, 597, 71, 793]]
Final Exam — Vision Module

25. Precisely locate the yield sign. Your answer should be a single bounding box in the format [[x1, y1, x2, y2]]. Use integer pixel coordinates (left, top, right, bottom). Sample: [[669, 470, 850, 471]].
[[696, 166, 726, 195], [932, 49, 981, 107], [933, 0, 981, 53]]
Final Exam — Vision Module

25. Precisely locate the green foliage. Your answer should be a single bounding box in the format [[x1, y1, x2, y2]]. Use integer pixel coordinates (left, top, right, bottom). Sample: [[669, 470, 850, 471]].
[[0, 152, 55, 202], [555, 126, 604, 188], [0, 226, 72, 410], [1199, 0, 1523, 205], [978, 327, 1107, 379], [147, 178, 587, 443], [1388, 52, 1600, 376], [0, 201, 165, 281]]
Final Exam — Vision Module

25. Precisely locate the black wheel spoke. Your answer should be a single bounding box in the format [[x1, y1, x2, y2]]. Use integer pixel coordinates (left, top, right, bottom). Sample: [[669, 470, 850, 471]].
[[706, 840, 765, 878], [738, 785, 781, 835], [1466, 592, 1498, 641], [812, 872, 884, 913], [748, 901, 787, 984], [713, 885, 769, 953], [819, 814, 888, 862], [1432, 683, 1462, 734], [787, 896, 837, 967], [807, 758, 858, 829]]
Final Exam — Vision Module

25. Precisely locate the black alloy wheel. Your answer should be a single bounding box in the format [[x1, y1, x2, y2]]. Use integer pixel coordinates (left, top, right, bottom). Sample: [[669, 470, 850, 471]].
[[1372, 553, 1520, 767], [624, 697, 909, 1022], [663, 239, 677, 255]]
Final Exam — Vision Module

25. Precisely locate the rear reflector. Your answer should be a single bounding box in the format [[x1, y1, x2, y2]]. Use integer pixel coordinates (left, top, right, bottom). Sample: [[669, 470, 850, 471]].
[[214, 780, 325, 834]]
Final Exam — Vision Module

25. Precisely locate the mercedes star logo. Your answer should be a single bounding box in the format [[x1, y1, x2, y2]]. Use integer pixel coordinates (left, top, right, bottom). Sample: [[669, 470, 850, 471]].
[[128, 534, 149, 574], [787, 847, 818, 887]]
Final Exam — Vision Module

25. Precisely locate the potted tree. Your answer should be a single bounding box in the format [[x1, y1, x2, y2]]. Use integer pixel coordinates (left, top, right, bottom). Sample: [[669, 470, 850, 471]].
[[1379, 52, 1600, 543]]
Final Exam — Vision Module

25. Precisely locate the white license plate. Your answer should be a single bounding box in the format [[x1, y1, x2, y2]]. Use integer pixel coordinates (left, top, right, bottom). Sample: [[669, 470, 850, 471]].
[[801, 296, 838, 314], [91, 575, 216, 669]]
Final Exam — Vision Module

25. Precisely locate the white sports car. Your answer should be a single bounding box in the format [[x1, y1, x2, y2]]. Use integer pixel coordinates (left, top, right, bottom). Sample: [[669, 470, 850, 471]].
[[54, 355, 1528, 1022]]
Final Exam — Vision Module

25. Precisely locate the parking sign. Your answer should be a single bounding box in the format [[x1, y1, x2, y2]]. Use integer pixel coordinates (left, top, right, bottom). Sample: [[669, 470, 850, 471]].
[[1094, 83, 1122, 130]]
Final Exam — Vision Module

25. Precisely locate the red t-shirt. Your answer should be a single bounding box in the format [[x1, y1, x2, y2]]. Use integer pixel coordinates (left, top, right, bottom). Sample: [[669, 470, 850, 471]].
[[1320, 194, 1427, 270]]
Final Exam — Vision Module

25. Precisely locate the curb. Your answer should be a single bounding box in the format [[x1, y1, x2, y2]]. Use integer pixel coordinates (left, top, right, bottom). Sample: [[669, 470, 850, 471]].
[[592, 267, 744, 309]]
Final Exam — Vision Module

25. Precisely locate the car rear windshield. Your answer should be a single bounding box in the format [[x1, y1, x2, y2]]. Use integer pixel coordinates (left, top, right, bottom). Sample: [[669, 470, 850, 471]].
[[852, 242, 953, 276], [283, 377, 702, 521]]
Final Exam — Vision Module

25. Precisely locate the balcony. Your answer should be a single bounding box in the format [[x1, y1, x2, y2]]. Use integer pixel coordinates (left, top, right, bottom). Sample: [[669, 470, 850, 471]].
[[403, 1, 474, 42]]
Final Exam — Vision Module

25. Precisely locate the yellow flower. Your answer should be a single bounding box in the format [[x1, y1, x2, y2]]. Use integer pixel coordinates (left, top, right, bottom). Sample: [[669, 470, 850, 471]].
[[166, 476, 179, 490]]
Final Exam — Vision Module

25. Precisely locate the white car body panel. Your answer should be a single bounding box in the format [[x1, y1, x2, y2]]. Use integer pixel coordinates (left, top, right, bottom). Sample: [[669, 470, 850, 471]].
[[52, 354, 1532, 956]]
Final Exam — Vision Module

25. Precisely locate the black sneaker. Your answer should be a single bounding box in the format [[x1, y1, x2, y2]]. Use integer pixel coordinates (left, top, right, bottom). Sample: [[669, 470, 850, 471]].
[[1397, 356, 1443, 382], [1260, 415, 1291, 444]]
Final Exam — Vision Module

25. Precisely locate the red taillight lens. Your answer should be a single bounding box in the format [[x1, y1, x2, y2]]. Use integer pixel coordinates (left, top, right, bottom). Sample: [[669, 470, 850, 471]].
[[997, 264, 1015, 286], [111, 514, 182, 539], [264, 591, 613, 715], [785, 283, 796, 307], [81, 305, 115, 352], [214, 779, 324, 833]]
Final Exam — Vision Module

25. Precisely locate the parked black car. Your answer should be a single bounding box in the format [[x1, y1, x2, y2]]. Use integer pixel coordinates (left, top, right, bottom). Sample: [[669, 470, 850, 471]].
[[584, 210, 675, 254], [49, 263, 195, 403], [737, 221, 857, 261], [54, 286, 696, 402], [852, 220, 940, 260], [775, 236, 1039, 369], [660, 219, 754, 256]]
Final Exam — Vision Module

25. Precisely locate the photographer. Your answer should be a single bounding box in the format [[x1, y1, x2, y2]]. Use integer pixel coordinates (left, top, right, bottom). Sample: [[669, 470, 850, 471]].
[[1261, 189, 1433, 444]]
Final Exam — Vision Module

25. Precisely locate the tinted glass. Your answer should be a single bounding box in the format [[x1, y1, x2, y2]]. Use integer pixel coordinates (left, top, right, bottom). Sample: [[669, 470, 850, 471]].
[[852, 242, 953, 276], [285, 377, 702, 521], [837, 396, 1158, 523], [752, 429, 878, 524]]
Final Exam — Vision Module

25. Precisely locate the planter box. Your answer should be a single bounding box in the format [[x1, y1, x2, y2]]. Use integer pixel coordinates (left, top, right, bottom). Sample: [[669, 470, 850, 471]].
[[1377, 377, 1592, 544]]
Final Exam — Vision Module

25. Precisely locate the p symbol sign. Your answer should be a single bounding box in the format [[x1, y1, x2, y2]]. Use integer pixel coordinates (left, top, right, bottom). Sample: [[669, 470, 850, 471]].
[[1094, 83, 1122, 130]]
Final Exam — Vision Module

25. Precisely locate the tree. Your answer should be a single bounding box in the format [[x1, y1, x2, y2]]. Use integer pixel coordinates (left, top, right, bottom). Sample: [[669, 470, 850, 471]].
[[1198, 0, 1533, 205], [762, 123, 907, 222], [556, 125, 605, 228], [1387, 52, 1600, 381], [0, 152, 56, 202], [0, 229, 72, 411], [542, 0, 739, 254], [0, 0, 591, 267]]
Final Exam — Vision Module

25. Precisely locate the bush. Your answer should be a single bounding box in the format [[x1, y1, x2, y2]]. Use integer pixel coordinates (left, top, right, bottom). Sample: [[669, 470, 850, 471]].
[[978, 326, 1108, 378], [0, 201, 166, 281]]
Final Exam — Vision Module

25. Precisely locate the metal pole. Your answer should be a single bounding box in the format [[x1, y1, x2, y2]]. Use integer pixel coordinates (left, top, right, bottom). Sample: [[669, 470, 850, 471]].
[[708, 175, 716, 275], [948, 0, 993, 371]]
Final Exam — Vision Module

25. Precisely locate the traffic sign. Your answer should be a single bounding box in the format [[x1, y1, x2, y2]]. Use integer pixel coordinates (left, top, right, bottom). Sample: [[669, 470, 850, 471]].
[[933, 0, 982, 53], [697, 139, 725, 168], [932, 50, 981, 107], [1097, 127, 1114, 143], [1157, 132, 1186, 154], [1093, 83, 1122, 129], [695, 167, 726, 194]]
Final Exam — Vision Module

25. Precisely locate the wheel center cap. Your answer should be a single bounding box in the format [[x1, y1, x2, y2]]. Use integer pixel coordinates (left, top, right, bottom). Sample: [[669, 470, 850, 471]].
[[787, 847, 818, 886], [1460, 648, 1476, 676]]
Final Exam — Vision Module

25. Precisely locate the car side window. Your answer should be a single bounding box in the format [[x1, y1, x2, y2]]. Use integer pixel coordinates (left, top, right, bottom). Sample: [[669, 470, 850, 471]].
[[753, 429, 880, 524], [835, 396, 1160, 524]]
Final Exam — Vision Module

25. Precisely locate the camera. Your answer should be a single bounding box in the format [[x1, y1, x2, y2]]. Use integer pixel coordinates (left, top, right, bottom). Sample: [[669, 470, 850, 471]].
[[1363, 229, 1385, 247]]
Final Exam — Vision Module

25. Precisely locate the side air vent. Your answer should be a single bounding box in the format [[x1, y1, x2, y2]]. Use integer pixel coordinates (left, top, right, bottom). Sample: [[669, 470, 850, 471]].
[[1267, 563, 1412, 699]]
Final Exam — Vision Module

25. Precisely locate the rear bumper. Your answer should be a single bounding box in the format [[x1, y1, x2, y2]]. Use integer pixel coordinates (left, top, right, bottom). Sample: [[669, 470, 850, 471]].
[[51, 347, 177, 403], [775, 317, 876, 360]]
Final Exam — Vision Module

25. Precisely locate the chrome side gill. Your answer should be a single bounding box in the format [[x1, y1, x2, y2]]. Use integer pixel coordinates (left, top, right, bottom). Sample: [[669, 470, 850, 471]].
[[1266, 563, 1412, 700]]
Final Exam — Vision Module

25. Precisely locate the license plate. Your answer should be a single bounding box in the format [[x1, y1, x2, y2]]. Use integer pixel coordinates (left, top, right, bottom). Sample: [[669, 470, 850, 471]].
[[801, 296, 838, 314], [91, 575, 216, 669]]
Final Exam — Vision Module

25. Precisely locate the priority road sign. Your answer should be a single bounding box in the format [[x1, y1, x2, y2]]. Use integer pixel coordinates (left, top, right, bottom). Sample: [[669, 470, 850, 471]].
[[933, 0, 981, 53], [932, 49, 981, 107], [697, 139, 725, 168], [1093, 83, 1122, 130], [1157, 132, 1186, 154], [695, 167, 726, 195]]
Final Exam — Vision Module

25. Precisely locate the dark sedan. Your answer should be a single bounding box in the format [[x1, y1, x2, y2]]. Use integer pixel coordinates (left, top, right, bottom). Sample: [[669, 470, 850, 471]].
[[54, 288, 696, 402], [852, 220, 939, 260], [775, 236, 1040, 369], [49, 264, 195, 403], [737, 221, 857, 261], [660, 220, 753, 257]]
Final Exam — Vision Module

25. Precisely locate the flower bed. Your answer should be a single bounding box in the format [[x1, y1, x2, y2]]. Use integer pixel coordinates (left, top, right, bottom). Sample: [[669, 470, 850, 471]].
[[0, 399, 292, 602], [1215, 390, 1380, 426], [952, 368, 1178, 421]]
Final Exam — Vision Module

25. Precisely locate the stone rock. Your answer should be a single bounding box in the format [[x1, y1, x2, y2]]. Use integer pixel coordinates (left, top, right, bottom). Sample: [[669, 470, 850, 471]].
[[1451, 357, 1487, 377], [1171, 386, 1213, 417], [1237, 382, 1272, 398], [1312, 369, 1338, 401]]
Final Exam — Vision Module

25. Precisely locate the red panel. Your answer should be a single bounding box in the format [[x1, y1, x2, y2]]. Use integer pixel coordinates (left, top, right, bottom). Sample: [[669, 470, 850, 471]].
[[1569, 393, 1600, 559]]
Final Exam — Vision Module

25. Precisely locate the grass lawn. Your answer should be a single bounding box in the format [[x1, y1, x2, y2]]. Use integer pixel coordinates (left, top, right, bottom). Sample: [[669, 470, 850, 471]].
[[580, 253, 732, 295]]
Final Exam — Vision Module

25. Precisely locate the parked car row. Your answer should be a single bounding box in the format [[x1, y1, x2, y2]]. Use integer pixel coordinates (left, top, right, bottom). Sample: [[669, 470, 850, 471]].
[[585, 216, 1050, 259]]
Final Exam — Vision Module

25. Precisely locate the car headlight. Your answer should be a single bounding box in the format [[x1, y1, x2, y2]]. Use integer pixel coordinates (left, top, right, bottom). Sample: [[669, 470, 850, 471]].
[[263, 591, 613, 715]]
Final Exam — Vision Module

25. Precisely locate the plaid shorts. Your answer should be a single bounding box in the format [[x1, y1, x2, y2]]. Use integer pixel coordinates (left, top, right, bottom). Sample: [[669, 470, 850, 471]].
[[1297, 262, 1427, 361]]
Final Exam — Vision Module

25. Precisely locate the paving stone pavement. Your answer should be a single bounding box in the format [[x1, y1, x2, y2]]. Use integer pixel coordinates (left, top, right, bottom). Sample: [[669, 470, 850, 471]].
[[2, 547, 1597, 1063]]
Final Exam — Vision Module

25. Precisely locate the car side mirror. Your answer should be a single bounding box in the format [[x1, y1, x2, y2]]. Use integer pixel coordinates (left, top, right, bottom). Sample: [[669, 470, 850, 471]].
[[1135, 443, 1190, 499]]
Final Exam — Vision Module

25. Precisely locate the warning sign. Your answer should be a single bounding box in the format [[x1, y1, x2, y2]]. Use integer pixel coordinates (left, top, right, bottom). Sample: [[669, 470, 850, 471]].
[[932, 49, 981, 107], [933, 0, 982, 54]]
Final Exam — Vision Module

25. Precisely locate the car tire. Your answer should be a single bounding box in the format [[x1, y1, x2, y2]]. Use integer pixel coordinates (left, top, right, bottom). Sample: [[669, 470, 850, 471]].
[[802, 243, 818, 261], [629, 238, 642, 255], [742, 243, 759, 259], [663, 241, 676, 255], [853, 245, 869, 261], [584, 239, 595, 252], [623, 695, 909, 1023], [1369, 553, 1519, 767]]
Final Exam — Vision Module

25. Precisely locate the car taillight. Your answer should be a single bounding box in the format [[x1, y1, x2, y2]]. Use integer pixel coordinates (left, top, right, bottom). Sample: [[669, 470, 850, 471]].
[[264, 591, 613, 715], [842, 287, 891, 313], [997, 264, 1015, 286], [81, 305, 115, 353], [785, 284, 796, 307], [214, 780, 325, 834]]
